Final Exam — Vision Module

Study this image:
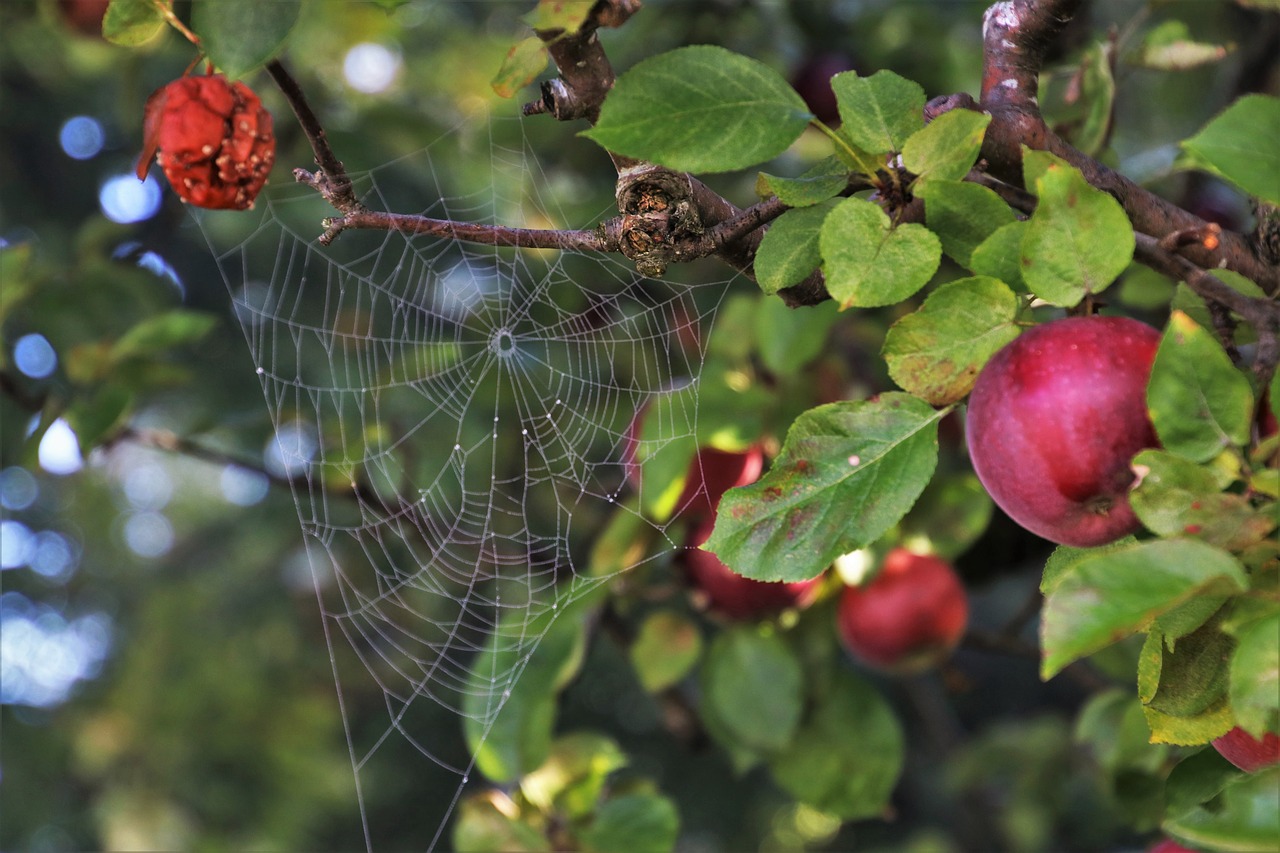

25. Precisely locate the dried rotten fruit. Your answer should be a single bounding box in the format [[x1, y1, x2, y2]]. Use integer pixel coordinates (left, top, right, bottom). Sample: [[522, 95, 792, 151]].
[[136, 73, 275, 210]]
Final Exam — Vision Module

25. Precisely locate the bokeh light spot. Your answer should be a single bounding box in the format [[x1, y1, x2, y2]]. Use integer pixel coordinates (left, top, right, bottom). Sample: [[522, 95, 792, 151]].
[[123, 511, 174, 558], [0, 467, 39, 511], [100, 174, 162, 224], [14, 334, 57, 379], [344, 42, 402, 93], [221, 465, 270, 506], [38, 420, 83, 476], [59, 115, 105, 160]]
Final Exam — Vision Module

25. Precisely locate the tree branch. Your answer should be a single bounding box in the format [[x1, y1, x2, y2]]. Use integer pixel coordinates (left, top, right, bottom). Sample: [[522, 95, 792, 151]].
[[966, 0, 1279, 296]]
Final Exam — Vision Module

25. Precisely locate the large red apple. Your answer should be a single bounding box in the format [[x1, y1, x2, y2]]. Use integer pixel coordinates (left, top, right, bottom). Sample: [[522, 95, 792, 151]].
[[1211, 726, 1280, 772], [836, 548, 968, 673], [685, 519, 820, 620], [966, 315, 1161, 547]]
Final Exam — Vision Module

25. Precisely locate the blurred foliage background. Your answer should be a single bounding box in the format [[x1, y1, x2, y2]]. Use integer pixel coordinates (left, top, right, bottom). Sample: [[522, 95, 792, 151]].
[[1, 0, 1275, 850]]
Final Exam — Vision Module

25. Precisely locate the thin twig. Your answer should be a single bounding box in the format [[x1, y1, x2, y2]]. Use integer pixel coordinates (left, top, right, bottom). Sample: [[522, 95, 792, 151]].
[[312, 206, 623, 252], [266, 59, 364, 216]]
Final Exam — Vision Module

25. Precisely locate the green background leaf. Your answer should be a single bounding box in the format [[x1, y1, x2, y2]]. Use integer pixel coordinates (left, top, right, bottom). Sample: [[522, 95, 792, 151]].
[[629, 610, 702, 693], [769, 669, 903, 819], [583, 46, 812, 173], [1182, 94, 1280, 205], [701, 628, 803, 753]]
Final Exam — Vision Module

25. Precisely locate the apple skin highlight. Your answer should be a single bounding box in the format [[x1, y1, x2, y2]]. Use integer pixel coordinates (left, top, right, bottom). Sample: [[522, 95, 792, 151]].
[[966, 316, 1161, 547]]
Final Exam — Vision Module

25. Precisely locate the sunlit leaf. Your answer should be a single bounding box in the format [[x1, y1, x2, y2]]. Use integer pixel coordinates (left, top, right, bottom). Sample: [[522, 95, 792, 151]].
[[820, 197, 941, 308], [883, 276, 1021, 405]]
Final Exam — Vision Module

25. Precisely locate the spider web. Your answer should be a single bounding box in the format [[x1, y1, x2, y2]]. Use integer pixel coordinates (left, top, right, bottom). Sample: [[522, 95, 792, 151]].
[[196, 113, 737, 849]]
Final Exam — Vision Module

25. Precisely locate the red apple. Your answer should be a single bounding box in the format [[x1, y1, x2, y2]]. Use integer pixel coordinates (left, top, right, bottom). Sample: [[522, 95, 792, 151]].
[[966, 315, 1161, 547], [622, 407, 763, 519], [836, 548, 968, 673], [685, 519, 820, 620], [791, 53, 857, 126], [1148, 839, 1199, 853], [57, 0, 110, 36], [1211, 726, 1280, 772]]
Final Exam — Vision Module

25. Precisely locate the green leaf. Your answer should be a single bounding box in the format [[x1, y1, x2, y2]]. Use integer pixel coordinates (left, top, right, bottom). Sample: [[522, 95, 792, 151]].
[[831, 70, 925, 155], [820, 197, 941, 308], [882, 276, 1022, 405], [1164, 746, 1240, 817], [917, 180, 1017, 268], [102, 0, 165, 46], [1073, 41, 1116, 157], [1075, 689, 1169, 774], [520, 733, 629, 819], [754, 204, 833, 295], [629, 610, 702, 693], [65, 385, 132, 451], [970, 220, 1029, 290], [192, 0, 301, 79], [755, 298, 840, 378], [1182, 94, 1280, 205], [453, 794, 552, 853], [1139, 631, 1236, 745], [583, 46, 812, 173], [109, 310, 218, 363], [769, 669, 903, 819], [902, 109, 991, 185], [704, 394, 941, 582], [1146, 621, 1234, 718], [521, 0, 596, 33], [897, 471, 994, 560], [1131, 449, 1276, 550], [462, 601, 593, 783], [579, 792, 680, 853], [588, 505, 656, 579], [1148, 311, 1255, 462], [1020, 151, 1135, 306], [1165, 767, 1280, 852], [492, 37, 549, 99], [1230, 614, 1280, 736], [1171, 270, 1265, 348], [1041, 538, 1248, 679], [1041, 539, 1138, 595], [701, 627, 803, 753], [757, 157, 849, 207]]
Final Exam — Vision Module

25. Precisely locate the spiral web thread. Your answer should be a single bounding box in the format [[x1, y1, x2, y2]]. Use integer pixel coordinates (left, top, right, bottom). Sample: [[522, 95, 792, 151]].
[[196, 113, 737, 848]]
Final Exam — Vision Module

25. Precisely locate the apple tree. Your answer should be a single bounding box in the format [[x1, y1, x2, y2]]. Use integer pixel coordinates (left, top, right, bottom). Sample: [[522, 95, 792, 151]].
[[2, 0, 1278, 850]]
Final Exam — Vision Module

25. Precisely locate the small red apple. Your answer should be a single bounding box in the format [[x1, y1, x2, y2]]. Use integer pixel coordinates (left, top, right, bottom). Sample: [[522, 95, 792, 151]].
[[57, 0, 110, 36], [836, 548, 968, 673], [966, 315, 1161, 547], [685, 519, 820, 620], [1211, 726, 1280, 772], [791, 53, 857, 126], [1148, 838, 1199, 853], [622, 407, 763, 520]]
